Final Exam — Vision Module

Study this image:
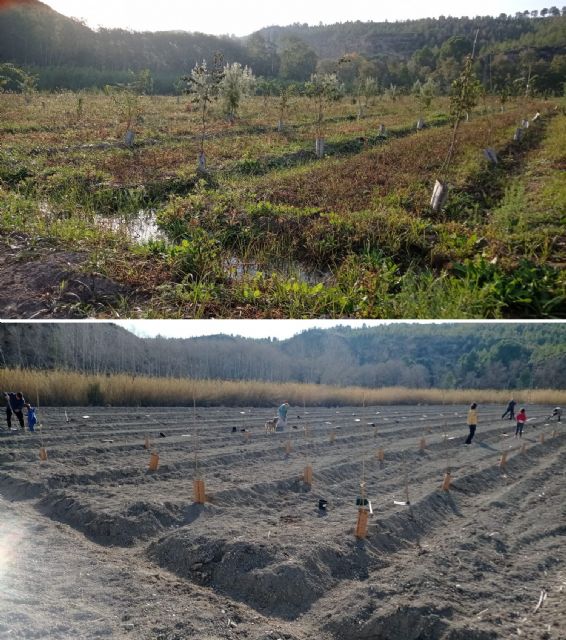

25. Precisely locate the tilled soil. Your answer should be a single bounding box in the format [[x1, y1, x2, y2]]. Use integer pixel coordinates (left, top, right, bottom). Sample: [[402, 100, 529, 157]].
[[0, 405, 564, 639]]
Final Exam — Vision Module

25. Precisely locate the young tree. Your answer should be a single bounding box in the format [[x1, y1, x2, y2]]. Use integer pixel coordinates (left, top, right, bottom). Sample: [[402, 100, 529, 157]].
[[355, 76, 378, 118], [220, 62, 255, 124], [104, 83, 143, 147], [183, 53, 225, 171], [305, 73, 343, 157], [432, 49, 481, 212]]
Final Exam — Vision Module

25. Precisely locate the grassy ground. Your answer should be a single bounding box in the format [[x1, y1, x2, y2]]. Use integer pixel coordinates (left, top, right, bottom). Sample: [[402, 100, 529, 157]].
[[0, 93, 564, 318]]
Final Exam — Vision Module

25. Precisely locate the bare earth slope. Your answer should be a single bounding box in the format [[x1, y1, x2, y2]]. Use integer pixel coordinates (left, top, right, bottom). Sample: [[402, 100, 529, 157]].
[[0, 405, 564, 639]]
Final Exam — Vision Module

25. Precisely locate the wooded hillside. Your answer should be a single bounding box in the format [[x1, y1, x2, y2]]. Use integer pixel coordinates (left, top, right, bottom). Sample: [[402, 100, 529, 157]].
[[1, 323, 564, 390], [1, 1, 565, 93]]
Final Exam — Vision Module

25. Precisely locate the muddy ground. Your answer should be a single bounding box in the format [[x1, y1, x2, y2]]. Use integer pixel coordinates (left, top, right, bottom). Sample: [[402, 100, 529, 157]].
[[0, 404, 564, 639]]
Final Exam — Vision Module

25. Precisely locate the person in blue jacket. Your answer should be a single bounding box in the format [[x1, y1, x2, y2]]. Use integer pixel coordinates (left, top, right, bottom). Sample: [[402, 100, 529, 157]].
[[4, 392, 25, 430], [25, 403, 37, 432]]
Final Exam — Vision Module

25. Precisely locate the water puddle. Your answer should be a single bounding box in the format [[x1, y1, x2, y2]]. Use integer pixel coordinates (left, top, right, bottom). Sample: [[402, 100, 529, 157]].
[[95, 210, 166, 244], [224, 257, 330, 285]]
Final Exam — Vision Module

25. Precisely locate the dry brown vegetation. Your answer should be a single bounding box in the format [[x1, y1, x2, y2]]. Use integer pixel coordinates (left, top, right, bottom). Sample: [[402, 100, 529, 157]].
[[2, 368, 565, 407]]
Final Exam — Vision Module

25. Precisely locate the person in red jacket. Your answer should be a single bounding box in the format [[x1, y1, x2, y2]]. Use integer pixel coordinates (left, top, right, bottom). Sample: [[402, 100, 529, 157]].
[[515, 408, 527, 438]]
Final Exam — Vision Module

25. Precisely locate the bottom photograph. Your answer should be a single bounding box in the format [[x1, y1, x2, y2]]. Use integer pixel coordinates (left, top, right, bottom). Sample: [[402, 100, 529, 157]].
[[0, 320, 565, 640]]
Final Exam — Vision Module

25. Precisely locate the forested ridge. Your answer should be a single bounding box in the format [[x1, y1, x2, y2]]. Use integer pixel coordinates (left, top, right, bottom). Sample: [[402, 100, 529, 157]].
[[1, 0, 565, 93], [1, 323, 564, 390]]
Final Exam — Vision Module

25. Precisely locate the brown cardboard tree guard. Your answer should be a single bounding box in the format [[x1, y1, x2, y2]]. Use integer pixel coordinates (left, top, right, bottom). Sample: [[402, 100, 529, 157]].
[[193, 479, 206, 504], [39, 447, 48, 461], [355, 508, 369, 539], [303, 465, 313, 485], [148, 452, 160, 472], [441, 472, 452, 492], [376, 448, 385, 461]]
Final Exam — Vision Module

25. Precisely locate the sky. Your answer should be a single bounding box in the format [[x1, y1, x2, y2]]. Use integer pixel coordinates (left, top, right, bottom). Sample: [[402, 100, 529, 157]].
[[115, 320, 396, 340], [43, 1, 553, 36]]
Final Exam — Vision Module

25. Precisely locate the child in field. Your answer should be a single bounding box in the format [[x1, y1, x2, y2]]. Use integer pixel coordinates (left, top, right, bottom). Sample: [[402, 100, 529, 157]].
[[465, 403, 478, 444], [515, 408, 527, 438], [25, 403, 37, 433]]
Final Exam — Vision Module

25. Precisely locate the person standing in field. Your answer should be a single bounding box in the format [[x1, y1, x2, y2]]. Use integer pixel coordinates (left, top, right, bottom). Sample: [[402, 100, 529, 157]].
[[515, 407, 527, 438], [4, 392, 25, 431], [276, 402, 290, 432], [465, 402, 478, 444], [502, 398, 516, 420]]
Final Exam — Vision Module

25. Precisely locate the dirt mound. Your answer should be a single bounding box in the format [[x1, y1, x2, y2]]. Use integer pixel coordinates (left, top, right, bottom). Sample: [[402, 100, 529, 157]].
[[0, 233, 131, 318], [38, 492, 184, 546], [149, 526, 374, 619]]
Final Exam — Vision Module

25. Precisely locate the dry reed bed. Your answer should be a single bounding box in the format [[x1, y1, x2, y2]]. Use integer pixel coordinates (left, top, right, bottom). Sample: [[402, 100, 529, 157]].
[[2, 368, 565, 407]]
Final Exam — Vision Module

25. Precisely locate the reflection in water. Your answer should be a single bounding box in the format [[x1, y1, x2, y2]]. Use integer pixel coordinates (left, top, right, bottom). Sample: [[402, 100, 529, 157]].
[[95, 210, 165, 244], [224, 257, 330, 285]]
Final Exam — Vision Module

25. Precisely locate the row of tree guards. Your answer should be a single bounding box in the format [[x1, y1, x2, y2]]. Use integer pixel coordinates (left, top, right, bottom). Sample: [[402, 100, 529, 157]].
[[59, 422, 558, 541], [31, 401, 560, 540], [430, 110, 539, 213]]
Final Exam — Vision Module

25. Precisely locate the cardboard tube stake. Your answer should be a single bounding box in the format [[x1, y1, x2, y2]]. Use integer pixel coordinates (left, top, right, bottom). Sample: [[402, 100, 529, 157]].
[[148, 452, 159, 472], [355, 508, 369, 539], [193, 479, 206, 504]]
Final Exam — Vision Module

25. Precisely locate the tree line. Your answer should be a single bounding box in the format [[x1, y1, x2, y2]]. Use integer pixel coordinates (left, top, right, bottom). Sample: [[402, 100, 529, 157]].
[[0, 323, 564, 391], [1, 1, 565, 95]]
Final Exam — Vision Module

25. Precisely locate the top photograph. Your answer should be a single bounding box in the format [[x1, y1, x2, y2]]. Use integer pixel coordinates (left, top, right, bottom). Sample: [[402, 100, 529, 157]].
[[1, 0, 564, 319]]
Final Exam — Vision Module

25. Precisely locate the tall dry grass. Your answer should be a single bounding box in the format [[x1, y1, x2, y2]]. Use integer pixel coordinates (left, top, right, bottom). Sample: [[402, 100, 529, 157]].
[[1, 368, 564, 408]]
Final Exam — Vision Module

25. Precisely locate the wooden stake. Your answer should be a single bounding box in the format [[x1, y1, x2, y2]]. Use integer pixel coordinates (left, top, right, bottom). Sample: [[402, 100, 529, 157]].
[[499, 451, 508, 468], [419, 437, 427, 451], [329, 429, 336, 443], [441, 471, 451, 492], [376, 448, 384, 461], [540, 433, 545, 444], [303, 465, 313, 485], [39, 447, 48, 462], [552, 430, 557, 439], [193, 478, 206, 504], [285, 439, 292, 454], [144, 435, 150, 450], [355, 508, 369, 539], [148, 452, 159, 472], [521, 443, 527, 454]]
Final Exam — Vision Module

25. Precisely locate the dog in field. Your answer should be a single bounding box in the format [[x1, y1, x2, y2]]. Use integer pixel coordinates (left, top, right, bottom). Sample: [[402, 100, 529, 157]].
[[265, 417, 278, 433]]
